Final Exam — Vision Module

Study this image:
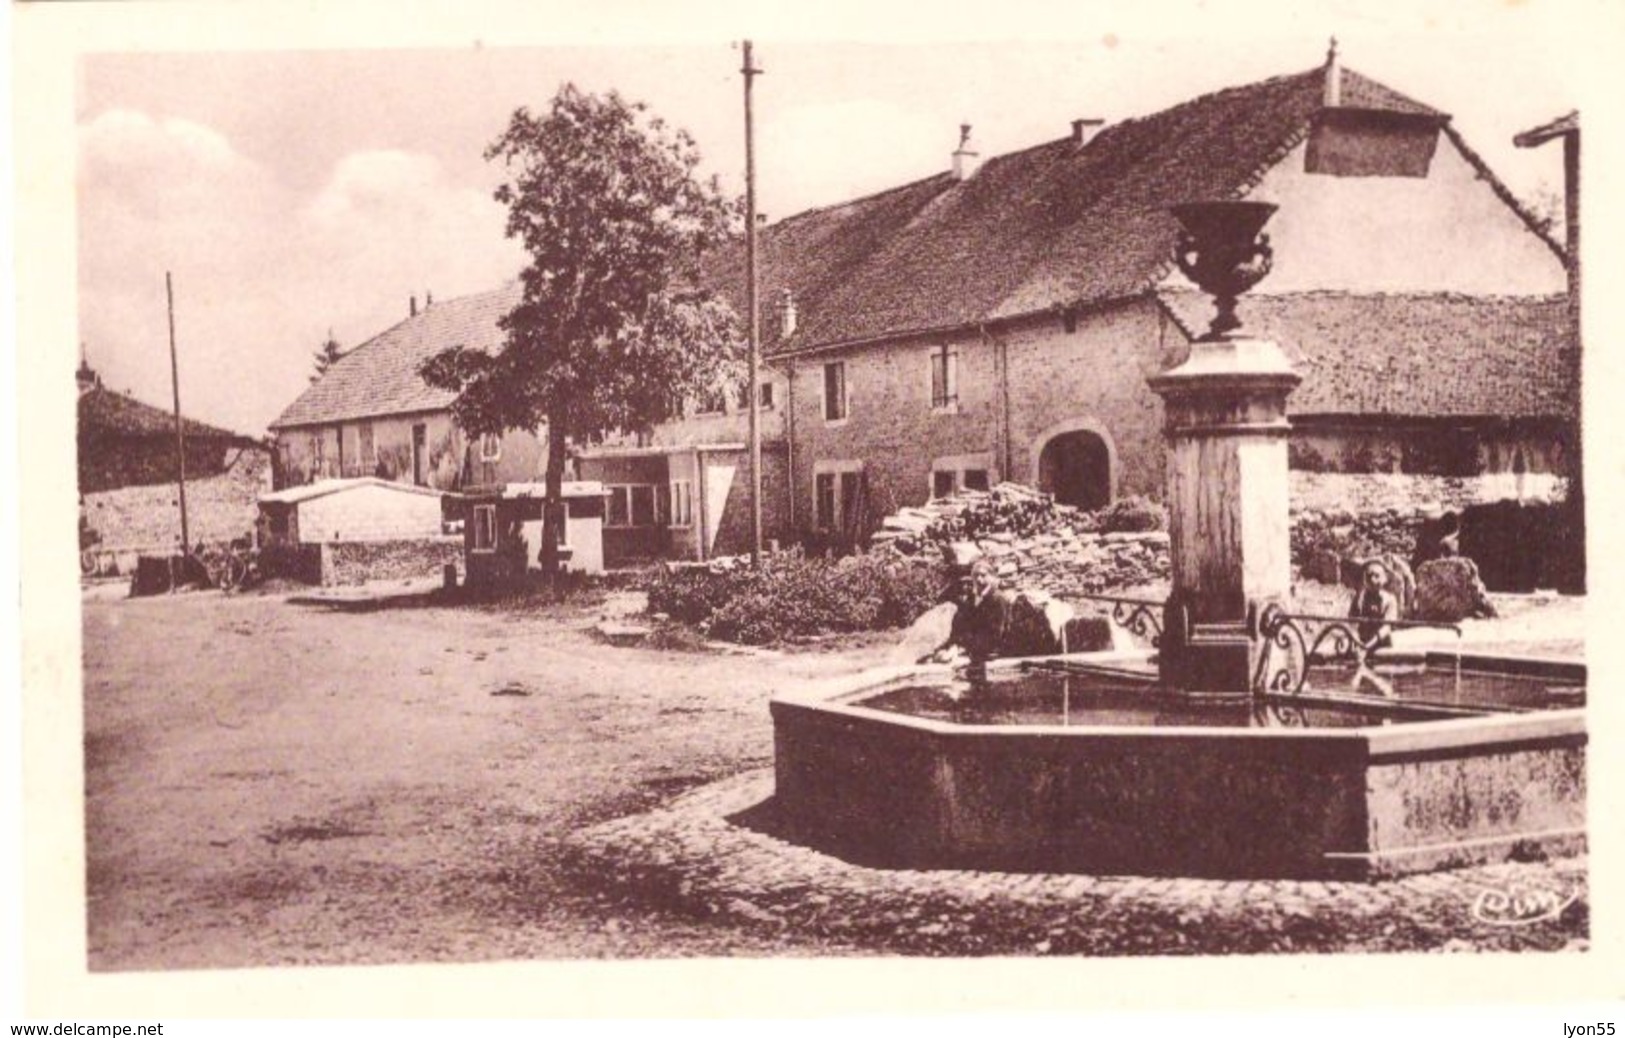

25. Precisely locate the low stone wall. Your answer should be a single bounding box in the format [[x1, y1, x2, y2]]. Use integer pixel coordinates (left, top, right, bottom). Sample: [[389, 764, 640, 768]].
[[871, 476, 1581, 608], [322, 537, 463, 587], [1290, 471, 1567, 516]]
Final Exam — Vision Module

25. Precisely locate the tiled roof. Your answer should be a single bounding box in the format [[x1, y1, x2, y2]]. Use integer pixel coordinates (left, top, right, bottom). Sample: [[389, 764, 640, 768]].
[[1156, 290, 1575, 419], [79, 385, 252, 441], [699, 65, 1445, 355], [271, 283, 522, 429]]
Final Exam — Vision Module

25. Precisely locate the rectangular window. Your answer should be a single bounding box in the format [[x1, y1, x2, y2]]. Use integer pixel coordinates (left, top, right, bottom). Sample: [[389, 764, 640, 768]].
[[607, 486, 632, 527], [932, 470, 956, 498], [359, 423, 375, 473], [696, 387, 727, 415], [472, 505, 496, 552], [736, 382, 775, 412], [815, 473, 837, 530], [930, 345, 958, 410], [630, 484, 657, 526], [963, 468, 990, 492], [669, 480, 694, 526], [479, 432, 502, 462], [823, 362, 847, 422], [607, 484, 661, 527]]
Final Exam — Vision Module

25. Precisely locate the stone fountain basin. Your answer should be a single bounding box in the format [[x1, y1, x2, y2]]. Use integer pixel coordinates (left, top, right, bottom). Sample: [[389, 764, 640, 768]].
[[770, 653, 1585, 880]]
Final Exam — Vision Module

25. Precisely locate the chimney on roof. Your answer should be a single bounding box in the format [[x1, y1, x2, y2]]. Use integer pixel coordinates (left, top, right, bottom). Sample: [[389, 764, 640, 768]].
[[1071, 118, 1105, 146], [1323, 35, 1341, 107], [410, 294, 418, 317], [778, 288, 798, 339], [951, 123, 980, 181], [76, 350, 99, 396]]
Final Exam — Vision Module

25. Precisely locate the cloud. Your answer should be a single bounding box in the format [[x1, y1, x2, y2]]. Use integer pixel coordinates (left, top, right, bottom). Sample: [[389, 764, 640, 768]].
[[298, 148, 524, 339], [307, 150, 447, 225], [77, 114, 524, 434]]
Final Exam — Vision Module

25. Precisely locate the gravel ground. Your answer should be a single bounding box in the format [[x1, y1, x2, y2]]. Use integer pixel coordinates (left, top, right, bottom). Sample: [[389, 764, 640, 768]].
[[83, 588, 897, 969], [81, 583, 1585, 969]]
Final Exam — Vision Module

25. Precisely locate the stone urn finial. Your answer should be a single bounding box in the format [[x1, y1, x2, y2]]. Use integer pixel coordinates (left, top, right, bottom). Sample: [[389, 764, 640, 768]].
[[1170, 200, 1278, 340]]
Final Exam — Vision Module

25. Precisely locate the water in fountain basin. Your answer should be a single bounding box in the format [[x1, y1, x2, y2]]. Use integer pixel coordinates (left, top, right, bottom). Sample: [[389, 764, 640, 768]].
[[852, 661, 1582, 729]]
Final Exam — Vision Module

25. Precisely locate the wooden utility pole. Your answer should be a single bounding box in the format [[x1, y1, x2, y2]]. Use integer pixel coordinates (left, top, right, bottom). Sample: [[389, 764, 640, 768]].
[[742, 39, 763, 566], [166, 271, 191, 557]]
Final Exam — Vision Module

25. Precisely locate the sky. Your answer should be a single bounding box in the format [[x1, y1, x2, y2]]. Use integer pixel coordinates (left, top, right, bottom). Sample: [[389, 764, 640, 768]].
[[74, 16, 1589, 436]]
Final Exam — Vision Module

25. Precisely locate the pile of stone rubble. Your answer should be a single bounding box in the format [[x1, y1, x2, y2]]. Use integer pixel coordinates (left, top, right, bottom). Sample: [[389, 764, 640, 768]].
[[871, 483, 1171, 599]]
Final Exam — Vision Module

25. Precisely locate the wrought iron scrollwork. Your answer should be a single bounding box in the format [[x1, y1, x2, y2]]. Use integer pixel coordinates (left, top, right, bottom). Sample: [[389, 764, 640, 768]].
[[1075, 595, 1163, 648], [1251, 603, 1364, 698], [1250, 603, 1460, 699]]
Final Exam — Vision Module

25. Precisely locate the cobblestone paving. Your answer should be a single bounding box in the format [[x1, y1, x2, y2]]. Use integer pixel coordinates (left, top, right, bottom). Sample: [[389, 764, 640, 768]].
[[559, 769, 1588, 957]]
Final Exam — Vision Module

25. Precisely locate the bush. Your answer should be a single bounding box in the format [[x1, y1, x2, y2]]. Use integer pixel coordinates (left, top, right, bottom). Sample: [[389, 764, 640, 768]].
[[645, 549, 950, 645], [1098, 495, 1167, 533]]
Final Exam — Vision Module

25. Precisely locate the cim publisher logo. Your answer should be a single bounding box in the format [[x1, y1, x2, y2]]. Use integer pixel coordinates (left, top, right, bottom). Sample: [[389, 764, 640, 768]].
[[1469, 878, 1581, 927]]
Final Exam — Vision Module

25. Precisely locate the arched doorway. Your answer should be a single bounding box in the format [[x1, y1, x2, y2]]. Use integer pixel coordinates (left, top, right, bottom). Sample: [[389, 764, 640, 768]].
[[1038, 429, 1112, 510]]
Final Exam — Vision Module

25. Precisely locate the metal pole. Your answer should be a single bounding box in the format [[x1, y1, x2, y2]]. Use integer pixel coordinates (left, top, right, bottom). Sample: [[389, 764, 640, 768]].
[[166, 271, 190, 558], [742, 40, 763, 566]]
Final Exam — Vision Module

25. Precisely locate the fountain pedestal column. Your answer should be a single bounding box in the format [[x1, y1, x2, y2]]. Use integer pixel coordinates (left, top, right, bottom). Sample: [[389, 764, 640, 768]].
[[1149, 335, 1300, 694]]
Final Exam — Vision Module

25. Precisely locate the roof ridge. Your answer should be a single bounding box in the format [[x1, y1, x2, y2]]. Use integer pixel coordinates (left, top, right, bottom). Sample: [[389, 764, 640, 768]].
[[1157, 286, 1569, 304], [767, 171, 953, 230], [81, 383, 252, 440], [273, 281, 523, 429], [768, 69, 1328, 235]]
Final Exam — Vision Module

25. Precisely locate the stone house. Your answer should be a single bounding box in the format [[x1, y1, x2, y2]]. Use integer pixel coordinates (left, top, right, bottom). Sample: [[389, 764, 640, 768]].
[[269, 286, 546, 492], [77, 359, 265, 494], [269, 51, 1573, 562], [269, 283, 795, 565], [572, 366, 793, 564], [700, 52, 1570, 544]]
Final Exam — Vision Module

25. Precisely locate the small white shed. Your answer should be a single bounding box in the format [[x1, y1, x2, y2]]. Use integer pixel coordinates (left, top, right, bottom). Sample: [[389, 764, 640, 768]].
[[259, 478, 445, 544]]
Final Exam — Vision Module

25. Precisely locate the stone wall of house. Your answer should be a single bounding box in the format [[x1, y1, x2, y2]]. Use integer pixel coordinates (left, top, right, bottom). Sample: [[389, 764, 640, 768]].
[[1001, 299, 1175, 502], [782, 298, 1176, 542], [275, 415, 543, 491], [706, 447, 793, 558]]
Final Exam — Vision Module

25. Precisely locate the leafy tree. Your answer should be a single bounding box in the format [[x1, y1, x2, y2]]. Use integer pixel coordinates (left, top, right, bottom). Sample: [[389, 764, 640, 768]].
[[1525, 184, 1565, 240], [310, 332, 344, 383], [421, 85, 743, 574]]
